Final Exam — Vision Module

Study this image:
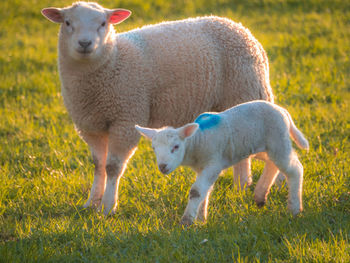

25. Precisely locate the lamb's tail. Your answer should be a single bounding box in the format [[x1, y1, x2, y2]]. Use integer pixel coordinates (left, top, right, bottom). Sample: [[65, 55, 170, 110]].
[[284, 110, 309, 150]]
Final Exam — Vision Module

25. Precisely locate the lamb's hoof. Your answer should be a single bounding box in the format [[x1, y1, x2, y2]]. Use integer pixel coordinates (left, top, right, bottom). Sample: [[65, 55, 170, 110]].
[[180, 215, 194, 227], [195, 215, 207, 223]]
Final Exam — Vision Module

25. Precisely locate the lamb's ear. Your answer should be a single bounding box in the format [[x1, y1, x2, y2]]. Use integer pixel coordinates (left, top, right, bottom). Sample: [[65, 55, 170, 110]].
[[41, 8, 64, 23], [178, 123, 199, 140], [106, 9, 131, 24], [135, 125, 157, 140]]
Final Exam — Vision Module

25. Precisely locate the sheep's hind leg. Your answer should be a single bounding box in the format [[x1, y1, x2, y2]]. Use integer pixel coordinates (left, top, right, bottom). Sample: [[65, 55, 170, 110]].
[[254, 160, 279, 207], [233, 158, 252, 190], [80, 132, 108, 208]]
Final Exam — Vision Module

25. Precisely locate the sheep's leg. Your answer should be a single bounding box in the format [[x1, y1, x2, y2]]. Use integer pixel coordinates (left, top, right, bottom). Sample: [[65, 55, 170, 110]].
[[196, 187, 213, 222], [99, 127, 139, 216], [275, 172, 286, 189], [233, 157, 252, 190], [180, 165, 221, 226], [274, 152, 303, 216], [80, 132, 108, 208], [254, 160, 279, 207]]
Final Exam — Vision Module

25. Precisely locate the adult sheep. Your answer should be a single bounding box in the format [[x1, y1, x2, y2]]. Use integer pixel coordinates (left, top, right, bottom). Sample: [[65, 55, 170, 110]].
[[41, 1, 274, 215]]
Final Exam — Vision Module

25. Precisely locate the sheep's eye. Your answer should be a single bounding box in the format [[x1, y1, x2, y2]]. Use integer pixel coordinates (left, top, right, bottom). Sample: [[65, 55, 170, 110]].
[[65, 21, 70, 26], [101, 21, 106, 27], [171, 145, 179, 153]]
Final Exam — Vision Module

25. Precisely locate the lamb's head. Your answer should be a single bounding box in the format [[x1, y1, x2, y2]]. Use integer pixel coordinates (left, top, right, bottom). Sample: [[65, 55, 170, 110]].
[[41, 2, 131, 61], [135, 124, 199, 175]]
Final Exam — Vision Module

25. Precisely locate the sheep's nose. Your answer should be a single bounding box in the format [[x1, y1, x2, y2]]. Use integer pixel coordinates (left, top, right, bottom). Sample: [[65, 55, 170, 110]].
[[158, 163, 168, 174], [78, 40, 92, 48]]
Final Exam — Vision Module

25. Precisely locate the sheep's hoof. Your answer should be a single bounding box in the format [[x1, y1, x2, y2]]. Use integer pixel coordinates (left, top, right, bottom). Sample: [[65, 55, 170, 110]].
[[83, 200, 91, 208], [289, 204, 303, 217], [180, 215, 194, 227], [83, 198, 101, 209], [256, 200, 266, 208], [97, 203, 117, 216]]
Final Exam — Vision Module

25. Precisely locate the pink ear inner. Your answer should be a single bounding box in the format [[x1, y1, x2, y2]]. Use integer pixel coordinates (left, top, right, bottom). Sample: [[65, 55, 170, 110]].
[[109, 10, 131, 24], [183, 124, 198, 138], [42, 8, 63, 23]]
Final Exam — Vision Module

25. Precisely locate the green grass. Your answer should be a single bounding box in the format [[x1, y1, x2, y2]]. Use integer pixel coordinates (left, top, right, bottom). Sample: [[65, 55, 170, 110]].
[[0, 0, 349, 262]]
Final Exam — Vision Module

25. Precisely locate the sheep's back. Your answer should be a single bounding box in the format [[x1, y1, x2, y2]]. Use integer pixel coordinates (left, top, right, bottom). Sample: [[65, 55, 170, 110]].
[[127, 16, 273, 128]]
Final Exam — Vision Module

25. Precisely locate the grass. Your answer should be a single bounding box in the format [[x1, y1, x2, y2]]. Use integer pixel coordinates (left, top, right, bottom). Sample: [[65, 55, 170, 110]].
[[0, 0, 349, 262]]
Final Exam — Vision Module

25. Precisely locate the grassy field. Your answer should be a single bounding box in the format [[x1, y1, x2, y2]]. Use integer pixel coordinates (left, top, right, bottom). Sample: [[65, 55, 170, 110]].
[[0, 0, 349, 262]]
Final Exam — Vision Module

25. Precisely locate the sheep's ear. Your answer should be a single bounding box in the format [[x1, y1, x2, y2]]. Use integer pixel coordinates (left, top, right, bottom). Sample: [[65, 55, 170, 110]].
[[41, 8, 64, 23], [178, 123, 199, 140], [135, 125, 157, 140], [107, 9, 131, 24]]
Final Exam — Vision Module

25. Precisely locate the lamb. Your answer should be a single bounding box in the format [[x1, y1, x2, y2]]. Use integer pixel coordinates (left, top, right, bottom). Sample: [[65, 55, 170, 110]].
[[136, 101, 309, 225], [41, 1, 274, 215]]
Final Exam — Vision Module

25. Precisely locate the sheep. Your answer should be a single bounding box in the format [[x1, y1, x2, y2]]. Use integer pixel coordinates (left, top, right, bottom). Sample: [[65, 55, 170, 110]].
[[41, 1, 274, 215], [136, 100, 308, 225]]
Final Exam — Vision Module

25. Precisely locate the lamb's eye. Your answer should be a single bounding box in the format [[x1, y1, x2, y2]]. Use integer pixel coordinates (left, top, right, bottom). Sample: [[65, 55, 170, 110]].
[[65, 21, 70, 26], [101, 21, 106, 27], [171, 145, 179, 153]]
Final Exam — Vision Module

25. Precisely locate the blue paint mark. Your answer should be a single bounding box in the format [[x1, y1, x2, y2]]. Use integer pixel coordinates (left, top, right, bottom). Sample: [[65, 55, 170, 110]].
[[194, 113, 221, 131]]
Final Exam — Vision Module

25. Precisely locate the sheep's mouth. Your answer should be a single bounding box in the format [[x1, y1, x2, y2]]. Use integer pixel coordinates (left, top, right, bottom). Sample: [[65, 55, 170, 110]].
[[77, 49, 93, 55]]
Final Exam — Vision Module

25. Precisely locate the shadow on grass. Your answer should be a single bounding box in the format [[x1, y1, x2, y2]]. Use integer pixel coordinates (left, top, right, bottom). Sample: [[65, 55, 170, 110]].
[[1, 195, 348, 262]]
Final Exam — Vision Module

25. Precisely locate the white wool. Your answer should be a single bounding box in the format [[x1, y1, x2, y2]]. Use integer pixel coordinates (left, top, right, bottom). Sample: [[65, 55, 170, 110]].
[[137, 101, 308, 225], [42, 2, 274, 215]]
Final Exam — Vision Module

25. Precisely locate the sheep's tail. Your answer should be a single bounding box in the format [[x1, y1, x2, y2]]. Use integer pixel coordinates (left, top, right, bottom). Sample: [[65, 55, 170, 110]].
[[284, 110, 309, 150]]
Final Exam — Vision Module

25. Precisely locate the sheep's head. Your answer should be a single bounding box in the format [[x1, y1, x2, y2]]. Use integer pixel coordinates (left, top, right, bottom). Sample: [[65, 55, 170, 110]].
[[135, 124, 199, 175], [41, 2, 131, 61]]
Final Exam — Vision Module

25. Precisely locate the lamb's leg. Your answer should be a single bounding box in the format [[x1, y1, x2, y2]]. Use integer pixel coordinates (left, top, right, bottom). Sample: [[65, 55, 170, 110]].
[[80, 132, 108, 208], [275, 172, 286, 189], [99, 126, 139, 216], [180, 165, 221, 226], [196, 187, 213, 222], [254, 160, 279, 207], [233, 157, 252, 190], [274, 152, 303, 216]]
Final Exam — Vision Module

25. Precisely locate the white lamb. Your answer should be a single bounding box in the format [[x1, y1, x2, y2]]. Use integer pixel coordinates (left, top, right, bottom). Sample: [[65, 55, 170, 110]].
[[41, 2, 274, 215], [136, 101, 308, 225]]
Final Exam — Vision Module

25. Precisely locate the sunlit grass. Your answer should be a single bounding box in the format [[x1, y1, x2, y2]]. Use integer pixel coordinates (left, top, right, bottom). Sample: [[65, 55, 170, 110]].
[[0, 0, 349, 262]]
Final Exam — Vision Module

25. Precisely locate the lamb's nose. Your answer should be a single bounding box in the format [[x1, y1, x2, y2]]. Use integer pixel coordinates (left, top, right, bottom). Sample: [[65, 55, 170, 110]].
[[78, 40, 92, 48], [158, 163, 168, 174]]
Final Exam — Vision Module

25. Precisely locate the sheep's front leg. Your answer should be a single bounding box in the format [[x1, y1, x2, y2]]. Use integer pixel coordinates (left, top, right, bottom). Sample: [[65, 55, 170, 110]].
[[99, 126, 139, 216], [180, 165, 221, 226], [233, 157, 252, 190], [80, 132, 108, 208]]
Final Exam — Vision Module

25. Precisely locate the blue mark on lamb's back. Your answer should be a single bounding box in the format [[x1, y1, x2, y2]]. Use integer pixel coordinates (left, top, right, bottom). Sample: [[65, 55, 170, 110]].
[[195, 113, 221, 131]]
